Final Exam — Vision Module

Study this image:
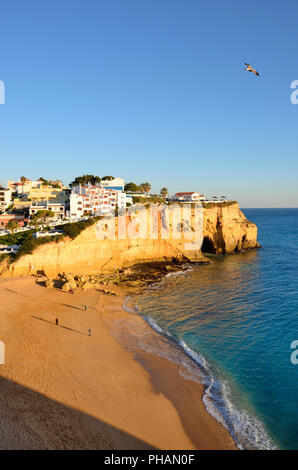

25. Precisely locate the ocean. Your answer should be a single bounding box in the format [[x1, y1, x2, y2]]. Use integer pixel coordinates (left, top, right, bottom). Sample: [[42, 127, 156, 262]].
[[126, 208, 298, 450]]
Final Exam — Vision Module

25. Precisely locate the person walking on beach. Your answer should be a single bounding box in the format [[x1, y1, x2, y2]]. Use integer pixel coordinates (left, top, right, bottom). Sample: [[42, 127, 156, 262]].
[[84, 305, 88, 311], [56, 318, 59, 326], [88, 328, 91, 337]]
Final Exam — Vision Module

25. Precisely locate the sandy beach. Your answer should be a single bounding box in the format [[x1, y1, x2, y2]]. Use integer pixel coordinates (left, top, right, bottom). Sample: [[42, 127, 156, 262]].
[[0, 276, 236, 450]]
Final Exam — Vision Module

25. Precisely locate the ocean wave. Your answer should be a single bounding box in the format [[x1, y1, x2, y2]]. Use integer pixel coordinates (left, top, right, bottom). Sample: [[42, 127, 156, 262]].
[[178, 339, 277, 450], [120, 295, 277, 450], [141, 314, 173, 337], [138, 313, 277, 450], [122, 296, 139, 315]]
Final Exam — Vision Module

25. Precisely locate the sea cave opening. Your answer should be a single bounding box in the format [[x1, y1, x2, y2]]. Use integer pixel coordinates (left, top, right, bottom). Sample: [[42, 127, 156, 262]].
[[202, 236, 217, 254]]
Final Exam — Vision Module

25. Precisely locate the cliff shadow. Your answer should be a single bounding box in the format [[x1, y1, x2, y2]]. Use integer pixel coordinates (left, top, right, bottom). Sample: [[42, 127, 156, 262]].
[[0, 375, 156, 450]]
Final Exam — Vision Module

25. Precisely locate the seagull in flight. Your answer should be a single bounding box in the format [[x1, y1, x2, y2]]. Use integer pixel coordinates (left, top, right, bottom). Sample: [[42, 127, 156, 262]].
[[244, 63, 260, 76]]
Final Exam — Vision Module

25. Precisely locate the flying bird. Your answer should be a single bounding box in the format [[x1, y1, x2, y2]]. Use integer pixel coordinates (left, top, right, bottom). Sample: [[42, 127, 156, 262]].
[[244, 63, 260, 76]]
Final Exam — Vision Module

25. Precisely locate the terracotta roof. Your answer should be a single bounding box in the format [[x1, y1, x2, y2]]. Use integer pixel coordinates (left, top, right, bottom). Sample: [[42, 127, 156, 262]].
[[175, 192, 196, 196]]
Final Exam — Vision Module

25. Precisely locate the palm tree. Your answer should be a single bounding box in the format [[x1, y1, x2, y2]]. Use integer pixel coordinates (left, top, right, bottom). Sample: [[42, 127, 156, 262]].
[[160, 187, 168, 201], [140, 182, 151, 197]]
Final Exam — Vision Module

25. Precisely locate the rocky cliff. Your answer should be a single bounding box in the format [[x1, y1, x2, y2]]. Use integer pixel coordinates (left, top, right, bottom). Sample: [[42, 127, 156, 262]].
[[0, 202, 259, 278], [202, 202, 259, 254]]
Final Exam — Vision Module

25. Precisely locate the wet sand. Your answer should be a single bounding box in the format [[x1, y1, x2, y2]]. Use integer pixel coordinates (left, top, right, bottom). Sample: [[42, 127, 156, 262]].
[[0, 276, 236, 450]]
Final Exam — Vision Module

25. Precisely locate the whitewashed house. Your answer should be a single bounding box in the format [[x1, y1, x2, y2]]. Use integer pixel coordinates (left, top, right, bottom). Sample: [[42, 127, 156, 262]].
[[0, 187, 12, 211], [100, 177, 125, 191], [69, 184, 126, 219], [170, 192, 206, 203], [29, 201, 65, 220], [7, 178, 43, 195]]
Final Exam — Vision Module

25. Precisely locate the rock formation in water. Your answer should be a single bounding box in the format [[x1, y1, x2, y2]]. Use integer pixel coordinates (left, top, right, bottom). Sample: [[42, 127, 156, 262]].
[[202, 202, 259, 254]]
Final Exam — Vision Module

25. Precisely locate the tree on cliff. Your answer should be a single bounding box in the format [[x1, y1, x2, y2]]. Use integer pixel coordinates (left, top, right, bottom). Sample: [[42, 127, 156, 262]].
[[140, 182, 151, 197], [70, 175, 101, 187], [124, 182, 141, 193], [101, 176, 115, 181], [30, 210, 55, 227], [160, 187, 168, 201], [6, 220, 19, 233], [30, 215, 42, 230]]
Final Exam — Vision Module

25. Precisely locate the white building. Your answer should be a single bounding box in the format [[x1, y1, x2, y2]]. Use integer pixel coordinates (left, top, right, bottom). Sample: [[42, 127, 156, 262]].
[[69, 184, 126, 219], [7, 178, 43, 195], [170, 192, 206, 203], [0, 244, 20, 254], [100, 177, 125, 191], [0, 187, 12, 212], [29, 201, 65, 220], [33, 229, 64, 239]]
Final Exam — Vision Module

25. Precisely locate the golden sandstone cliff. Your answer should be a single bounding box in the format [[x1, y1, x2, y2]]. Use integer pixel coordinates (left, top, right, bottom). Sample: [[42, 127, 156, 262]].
[[0, 202, 259, 278]]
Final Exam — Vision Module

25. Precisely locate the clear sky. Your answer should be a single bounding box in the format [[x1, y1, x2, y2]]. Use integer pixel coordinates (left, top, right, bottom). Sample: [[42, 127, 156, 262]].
[[0, 0, 297, 207]]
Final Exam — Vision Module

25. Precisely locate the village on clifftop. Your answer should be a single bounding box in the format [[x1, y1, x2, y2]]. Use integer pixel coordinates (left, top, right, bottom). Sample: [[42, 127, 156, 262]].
[[0, 175, 229, 255]]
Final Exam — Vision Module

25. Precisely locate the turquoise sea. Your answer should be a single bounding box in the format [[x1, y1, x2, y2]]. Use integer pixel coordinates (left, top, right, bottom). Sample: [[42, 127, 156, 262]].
[[134, 209, 298, 449]]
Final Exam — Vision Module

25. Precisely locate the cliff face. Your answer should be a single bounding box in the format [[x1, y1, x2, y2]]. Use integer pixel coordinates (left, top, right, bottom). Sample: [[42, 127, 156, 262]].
[[202, 202, 259, 255], [0, 203, 259, 278]]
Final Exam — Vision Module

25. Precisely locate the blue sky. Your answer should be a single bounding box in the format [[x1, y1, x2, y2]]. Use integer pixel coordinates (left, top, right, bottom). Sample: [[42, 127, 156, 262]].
[[0, 0, 298, 207]]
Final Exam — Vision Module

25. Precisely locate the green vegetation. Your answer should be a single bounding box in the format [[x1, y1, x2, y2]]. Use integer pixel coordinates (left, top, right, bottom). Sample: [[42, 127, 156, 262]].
[[101, 176, 115, 181], [0, 230, 34, 246], [39, 177, 61, 189], [203, 200, 237, 208], [0, 216, 104, 264], [0, 253, 10, 263], [56, 217, 102, 240], [160, 187, 168, 200], [132, 195, 163, 204], [124, 182, 153, 197], [29, 210, 55, 230], [139, 182, 151, 196], [5, 220, 19, 233], [124, 182, 141, 192], [13, 234, 64, 260], [132, 196, 143, 204], [70, 175, 101, 186]]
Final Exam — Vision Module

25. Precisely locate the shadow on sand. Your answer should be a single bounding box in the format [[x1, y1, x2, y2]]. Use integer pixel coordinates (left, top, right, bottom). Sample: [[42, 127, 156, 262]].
[[32, 316, 89, 336], [0, 375, 155, 450]]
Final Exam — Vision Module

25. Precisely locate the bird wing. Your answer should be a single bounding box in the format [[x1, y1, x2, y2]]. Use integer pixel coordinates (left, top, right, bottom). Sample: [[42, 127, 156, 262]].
[[244, 63, 260, 76]]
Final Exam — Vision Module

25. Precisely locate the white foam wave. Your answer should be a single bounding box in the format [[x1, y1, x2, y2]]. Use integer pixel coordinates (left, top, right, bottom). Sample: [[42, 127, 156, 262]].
[[141, 314, 172, 337], [165, 270, 188, 279], [122, 296, 139, 315], [119, 303, 277, 450], [179, 340, 277, 450]]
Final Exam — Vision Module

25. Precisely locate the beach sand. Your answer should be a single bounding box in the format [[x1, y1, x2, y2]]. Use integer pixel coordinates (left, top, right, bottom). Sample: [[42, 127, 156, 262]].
[[0, 276, 236, 450]]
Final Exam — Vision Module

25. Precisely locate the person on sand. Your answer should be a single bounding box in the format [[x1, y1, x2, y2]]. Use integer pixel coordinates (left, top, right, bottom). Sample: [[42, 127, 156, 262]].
[[84, 305, 88, 311], [88, 328, 91, 337], [56, 318, 58, 326]]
